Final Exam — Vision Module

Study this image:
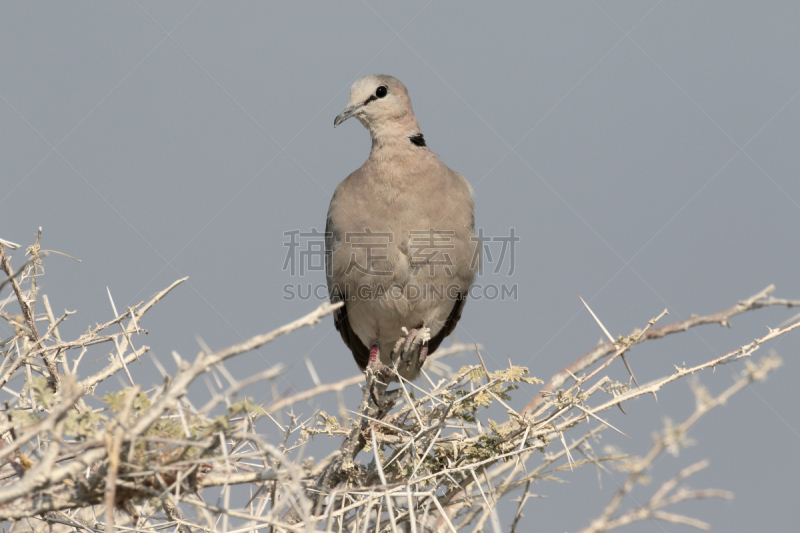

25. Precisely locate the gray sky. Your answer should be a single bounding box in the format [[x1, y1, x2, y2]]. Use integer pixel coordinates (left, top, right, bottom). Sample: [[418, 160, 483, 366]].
[[2, 2, 799, 530]]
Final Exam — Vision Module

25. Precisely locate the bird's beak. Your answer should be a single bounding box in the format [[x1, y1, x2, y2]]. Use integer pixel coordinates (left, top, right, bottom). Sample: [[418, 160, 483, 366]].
[[334, 103, 362, 127]]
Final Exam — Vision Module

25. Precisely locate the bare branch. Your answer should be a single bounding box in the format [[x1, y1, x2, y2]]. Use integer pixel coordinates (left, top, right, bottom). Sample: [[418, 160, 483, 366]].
[[1, 232, 795, 533], [524, 285, 799, 414]]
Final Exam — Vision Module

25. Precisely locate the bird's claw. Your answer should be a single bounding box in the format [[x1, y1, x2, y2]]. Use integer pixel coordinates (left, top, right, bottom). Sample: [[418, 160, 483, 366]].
[[367, 344, 394, 380], [391, 327, 431, 373], [367, 362, 394, 405], [366, 343, 395, 407]]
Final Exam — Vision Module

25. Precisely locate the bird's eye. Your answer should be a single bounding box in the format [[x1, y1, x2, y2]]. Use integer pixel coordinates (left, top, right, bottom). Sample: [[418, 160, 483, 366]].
[[376, 86, 388, 98]]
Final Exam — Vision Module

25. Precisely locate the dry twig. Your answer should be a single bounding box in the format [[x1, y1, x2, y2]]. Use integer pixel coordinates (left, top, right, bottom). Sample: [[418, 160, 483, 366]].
[[0, 231, 796, 533]]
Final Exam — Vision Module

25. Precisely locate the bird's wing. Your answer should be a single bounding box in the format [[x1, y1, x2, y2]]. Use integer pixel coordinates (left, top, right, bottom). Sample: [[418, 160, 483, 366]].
[[427, 291, 467, 354], [425, 168, 477, 355], [325, 203, 370, 370]]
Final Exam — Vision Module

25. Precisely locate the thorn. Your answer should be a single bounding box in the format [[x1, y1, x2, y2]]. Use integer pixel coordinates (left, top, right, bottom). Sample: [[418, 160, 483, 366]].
[[579, 294, 615, 344], [565, 369, 579, 383], [196, 336, 212, 356], [304, 355, 321, 386], [128, 306, 140, 334], [575, 404, 629, 438], [476, 344, 490, 383], [620, 354, 639, 389], [106, 285, 119, 318]]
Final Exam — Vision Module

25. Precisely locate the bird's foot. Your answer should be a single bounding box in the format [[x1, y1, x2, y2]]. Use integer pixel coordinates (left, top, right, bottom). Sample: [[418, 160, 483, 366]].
[[366, 343, 394, 406], [367, 343, 395, 378], [418, 342, 429, 369], [391, 327, 431, 374]]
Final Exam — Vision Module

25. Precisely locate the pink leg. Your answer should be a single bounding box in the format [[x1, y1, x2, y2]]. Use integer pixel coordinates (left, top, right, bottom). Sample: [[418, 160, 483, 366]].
[[369, 343, 380, 364], [367, 342, 393, 405], [367, 343, 393, 376]]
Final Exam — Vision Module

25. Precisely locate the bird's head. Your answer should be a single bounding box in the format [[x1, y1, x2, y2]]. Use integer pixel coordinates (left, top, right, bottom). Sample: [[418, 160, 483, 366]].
[[334, 75, 421, 140]]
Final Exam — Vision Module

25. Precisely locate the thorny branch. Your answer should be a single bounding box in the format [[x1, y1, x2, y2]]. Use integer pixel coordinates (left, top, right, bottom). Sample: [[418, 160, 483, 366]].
[[0, 232, 797, 533], [523, 284, 799, 414], [578, 352, 781, 533]]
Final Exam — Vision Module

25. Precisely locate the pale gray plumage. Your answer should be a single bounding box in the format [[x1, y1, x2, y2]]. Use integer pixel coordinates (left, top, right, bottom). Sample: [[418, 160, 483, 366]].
[[326, 75, 479, 381]]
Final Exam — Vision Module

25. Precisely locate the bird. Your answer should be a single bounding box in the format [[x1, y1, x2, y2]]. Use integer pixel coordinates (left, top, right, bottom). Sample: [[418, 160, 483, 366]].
[[326, 74, 479, 381]]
